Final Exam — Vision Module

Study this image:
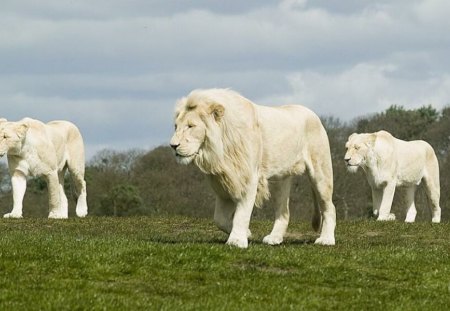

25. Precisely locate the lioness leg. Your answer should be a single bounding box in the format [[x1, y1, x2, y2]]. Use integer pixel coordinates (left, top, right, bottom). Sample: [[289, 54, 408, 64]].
[[47, 171, 65, 219], [307, 163, 336, 246], [423, 174, 441, 223], [263, 177, 292, 246], [404, 185, 417, 223], [72, 172, 88, 218], [377, 182, 396, 221], [58, 168, 69, 219], [4, 171, 27, 218], [226, 175, 258, 249], [67, 133, 88, 218], [371, 188, 383, 217], [67, 166, 88, 218]]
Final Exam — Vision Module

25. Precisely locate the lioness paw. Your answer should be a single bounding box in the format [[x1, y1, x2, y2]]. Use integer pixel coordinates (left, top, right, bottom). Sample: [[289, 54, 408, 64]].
[[76, 208, 88, 218], [3, 212, 23, 219], [431, 216, 441, 223], [262, 235, 283, 246]]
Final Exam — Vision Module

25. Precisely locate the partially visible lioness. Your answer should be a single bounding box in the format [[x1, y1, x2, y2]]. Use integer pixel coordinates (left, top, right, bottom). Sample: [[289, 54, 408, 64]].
[[344, 130, 441, 223], [170, 88, 336, 248], [0, 118, 88, 218]]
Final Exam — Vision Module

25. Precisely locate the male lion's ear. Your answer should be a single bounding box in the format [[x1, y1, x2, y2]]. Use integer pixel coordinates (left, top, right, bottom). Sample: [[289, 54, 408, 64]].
[[15, 123, 29, 139], [345, 133, 357, 147], [174, 97, 187, 119], [210, 103, 225, 121]]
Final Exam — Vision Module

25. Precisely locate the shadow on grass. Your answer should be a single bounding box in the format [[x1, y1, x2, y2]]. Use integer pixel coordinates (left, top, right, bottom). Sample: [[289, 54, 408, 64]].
[[142, 236, 320, 248]]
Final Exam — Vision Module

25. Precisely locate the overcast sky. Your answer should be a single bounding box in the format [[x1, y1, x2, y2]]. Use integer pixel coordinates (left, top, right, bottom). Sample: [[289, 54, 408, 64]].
[[1, 0, 450, 159]]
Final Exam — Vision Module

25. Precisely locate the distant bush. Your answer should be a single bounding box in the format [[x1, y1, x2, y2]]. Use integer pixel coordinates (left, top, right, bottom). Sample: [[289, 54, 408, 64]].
[[0, 105, 449, 220]]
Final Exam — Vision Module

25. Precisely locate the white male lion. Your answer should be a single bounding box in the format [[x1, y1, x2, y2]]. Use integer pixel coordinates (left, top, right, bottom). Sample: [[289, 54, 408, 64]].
[[0, 118, 88, 219], [170, 89, 336, 248], [344, 130, 441, 223]]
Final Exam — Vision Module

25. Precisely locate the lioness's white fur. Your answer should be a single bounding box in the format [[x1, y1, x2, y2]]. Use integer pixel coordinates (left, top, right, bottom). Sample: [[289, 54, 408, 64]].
[[170, 89, 336, 248], [344, 130, 441, 223], [0, 118, 88, 218]]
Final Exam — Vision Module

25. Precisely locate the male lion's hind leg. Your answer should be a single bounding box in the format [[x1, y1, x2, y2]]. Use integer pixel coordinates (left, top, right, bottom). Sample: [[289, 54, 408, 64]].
[[4, 171, 27, 218], [263, 178, 291, 246]]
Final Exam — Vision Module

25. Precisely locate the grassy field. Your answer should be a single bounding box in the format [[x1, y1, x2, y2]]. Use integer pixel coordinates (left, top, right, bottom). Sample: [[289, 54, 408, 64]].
[[0, 216, 448, 310]]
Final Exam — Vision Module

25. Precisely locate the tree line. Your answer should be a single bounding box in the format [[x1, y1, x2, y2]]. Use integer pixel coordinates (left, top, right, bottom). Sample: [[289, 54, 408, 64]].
[[0, 105, 449, 221]]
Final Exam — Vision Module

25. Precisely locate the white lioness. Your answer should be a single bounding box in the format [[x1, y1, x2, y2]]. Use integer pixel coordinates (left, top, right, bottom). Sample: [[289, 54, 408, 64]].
[[170, 89, 336, 248], [344, 130, 441, 223], [0, 118, 88, 219]]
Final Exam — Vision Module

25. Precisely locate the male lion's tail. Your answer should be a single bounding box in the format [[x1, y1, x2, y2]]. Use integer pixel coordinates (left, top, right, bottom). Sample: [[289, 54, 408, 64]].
[[311, 189, 322, 232]]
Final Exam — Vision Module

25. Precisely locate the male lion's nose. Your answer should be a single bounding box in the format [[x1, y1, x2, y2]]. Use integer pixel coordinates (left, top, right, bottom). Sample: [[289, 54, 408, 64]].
[[344, 157, 350, 164], [170, 143, 179, 151]]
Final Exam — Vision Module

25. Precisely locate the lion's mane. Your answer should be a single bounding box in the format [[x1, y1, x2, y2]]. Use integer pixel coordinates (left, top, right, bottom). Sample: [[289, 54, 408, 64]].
[[176, 89, 270, 206]]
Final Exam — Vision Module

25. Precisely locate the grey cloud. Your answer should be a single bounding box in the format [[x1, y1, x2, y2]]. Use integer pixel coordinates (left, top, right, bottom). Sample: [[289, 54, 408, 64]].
[[1, 0, 450, 157]]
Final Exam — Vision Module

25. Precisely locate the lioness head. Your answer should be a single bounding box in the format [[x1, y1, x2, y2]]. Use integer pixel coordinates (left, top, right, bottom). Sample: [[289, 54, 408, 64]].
[[344, 133, 376, 173], [170, 93, 224, 165], [0, 120, 29, 157]]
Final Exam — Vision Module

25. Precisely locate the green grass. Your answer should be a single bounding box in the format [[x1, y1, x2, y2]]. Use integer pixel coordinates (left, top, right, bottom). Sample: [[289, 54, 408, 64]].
[[0, 217, 448, 310]]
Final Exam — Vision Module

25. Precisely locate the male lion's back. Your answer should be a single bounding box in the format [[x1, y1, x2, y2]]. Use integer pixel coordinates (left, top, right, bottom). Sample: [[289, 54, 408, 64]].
[[256, 103, 332, 178]]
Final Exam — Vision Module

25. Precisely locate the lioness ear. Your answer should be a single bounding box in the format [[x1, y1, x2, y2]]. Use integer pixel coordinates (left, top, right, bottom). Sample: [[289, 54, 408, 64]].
[[348, 133, 357, 141], [210, 103, 225, 121], [15, 123, 29, 139], [0, 118, 7, 123], [365, 133, 377, 147]]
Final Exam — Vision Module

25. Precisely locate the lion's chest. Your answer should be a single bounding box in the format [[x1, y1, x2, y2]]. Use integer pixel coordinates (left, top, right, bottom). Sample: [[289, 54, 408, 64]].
[[10, 144, 55, 177]]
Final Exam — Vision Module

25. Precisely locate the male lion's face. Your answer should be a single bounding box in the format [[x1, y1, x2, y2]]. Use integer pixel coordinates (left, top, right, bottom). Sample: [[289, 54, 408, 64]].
[[0, 122, 28, 157], [170, 110, 207, 165], [344, 133, 373, 173]]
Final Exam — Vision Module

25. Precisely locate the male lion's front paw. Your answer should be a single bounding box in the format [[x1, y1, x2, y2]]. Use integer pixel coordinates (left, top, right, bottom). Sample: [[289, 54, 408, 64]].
[[262, 234, 283, 246], [4, 212, 23, 219], [314, 236, 335, 246], [48, 212, 68, 219], [226, 235, 248, 249], [377, 213, 396, 221]]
